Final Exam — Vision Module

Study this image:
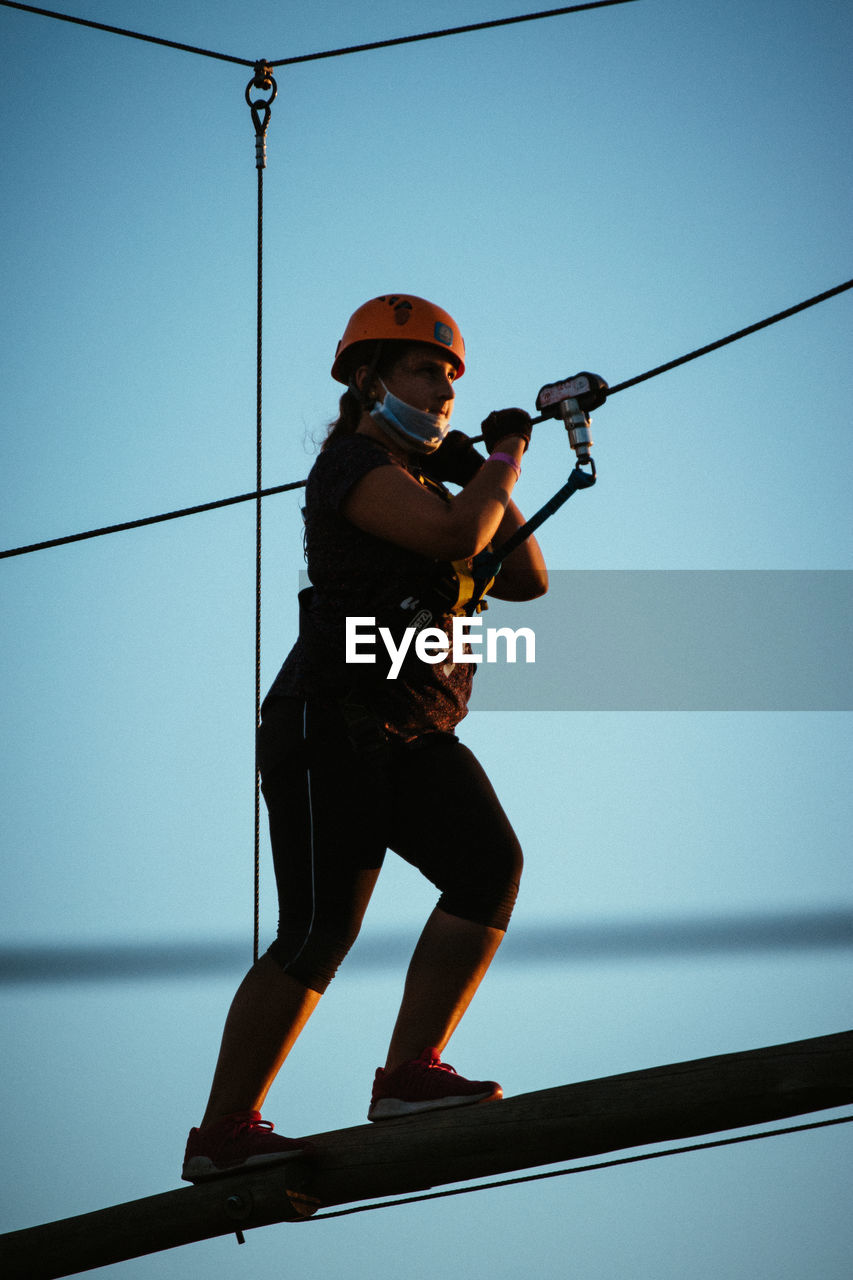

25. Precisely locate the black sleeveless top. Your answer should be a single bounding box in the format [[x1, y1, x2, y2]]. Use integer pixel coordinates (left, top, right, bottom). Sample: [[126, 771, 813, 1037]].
[[267, 434, 474, 740]]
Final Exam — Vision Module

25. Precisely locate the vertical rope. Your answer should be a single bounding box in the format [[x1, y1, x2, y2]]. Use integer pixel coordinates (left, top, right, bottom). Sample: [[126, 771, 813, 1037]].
[[253, 158, 263, 966], [246, 65, 277, 965]]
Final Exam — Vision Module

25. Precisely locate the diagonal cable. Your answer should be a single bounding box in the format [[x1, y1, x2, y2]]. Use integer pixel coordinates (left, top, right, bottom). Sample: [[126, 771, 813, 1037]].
[[2, 278, 850, 562], [268, 3, 639, 66], [0, 2, 638, 67], [305, 1115, 853, 1222], [0, 481, 305, 561], [0, 0, 253, 64], [607, 278, 853, 396]]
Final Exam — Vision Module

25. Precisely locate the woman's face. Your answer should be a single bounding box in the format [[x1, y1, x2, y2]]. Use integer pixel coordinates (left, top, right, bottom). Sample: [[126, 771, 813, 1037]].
[[381, 343, 457, 422]]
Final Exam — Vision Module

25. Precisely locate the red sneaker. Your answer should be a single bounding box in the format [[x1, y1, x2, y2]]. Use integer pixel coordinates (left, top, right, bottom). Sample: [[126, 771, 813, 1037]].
[[181, 1110, 310, 1182], [368, 1048, 503, 1121]]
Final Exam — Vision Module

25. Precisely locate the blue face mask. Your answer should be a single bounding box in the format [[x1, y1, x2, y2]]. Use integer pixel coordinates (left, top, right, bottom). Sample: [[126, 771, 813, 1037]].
[[369, 381, 451, 455]]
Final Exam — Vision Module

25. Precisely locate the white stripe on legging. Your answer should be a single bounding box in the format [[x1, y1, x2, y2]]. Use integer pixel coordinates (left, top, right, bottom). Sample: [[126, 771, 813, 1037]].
[[280, 700, 317, 972]]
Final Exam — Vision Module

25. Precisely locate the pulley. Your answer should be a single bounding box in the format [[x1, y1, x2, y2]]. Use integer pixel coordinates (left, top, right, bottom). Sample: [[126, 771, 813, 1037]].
[[535, 372, 608, 465]]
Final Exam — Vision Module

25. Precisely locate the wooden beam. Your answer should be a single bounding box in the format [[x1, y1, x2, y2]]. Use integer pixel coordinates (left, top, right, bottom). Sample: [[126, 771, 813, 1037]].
[[3, 1030, 851, 1278]]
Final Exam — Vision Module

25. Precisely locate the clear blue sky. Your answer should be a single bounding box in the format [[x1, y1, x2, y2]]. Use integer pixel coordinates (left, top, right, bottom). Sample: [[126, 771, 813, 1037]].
[[1, 2, 851, 1277]]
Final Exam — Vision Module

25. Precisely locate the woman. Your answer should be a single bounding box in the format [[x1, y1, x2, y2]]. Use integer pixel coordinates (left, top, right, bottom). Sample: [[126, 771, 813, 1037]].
[[182, 294, 547, 1181]]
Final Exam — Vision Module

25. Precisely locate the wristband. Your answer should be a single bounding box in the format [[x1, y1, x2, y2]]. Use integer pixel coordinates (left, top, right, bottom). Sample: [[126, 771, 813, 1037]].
[[488, 451, 521, 480]]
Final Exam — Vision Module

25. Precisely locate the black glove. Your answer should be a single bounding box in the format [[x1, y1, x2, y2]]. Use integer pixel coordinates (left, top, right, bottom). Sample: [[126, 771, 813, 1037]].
[[480, 408, 533, 453], [426, 430, 486, 485]]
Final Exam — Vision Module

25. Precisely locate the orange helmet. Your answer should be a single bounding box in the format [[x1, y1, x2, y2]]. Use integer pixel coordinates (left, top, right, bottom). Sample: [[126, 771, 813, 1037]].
[[331, 294, 466, 384]]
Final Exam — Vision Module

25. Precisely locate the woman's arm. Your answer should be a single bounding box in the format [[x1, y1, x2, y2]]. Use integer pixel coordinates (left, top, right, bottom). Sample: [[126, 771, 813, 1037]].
[[340, 435, 528, 562], [485, 500, 548, 601]]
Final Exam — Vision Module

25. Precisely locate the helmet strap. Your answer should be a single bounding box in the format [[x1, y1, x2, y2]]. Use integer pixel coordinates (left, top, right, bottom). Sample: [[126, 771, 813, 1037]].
[[350, 340, 385, 410]]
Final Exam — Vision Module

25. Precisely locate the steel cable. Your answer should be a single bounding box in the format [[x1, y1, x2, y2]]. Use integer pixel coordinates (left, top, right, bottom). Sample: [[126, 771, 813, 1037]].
[[0, 0, 253, 64], [246, 68, 278, 964], [0, 2, 638, 67], [253, 149, 264, 967], [253, 153, 264, 968], [2, 278, 850, 562], [0, 482, 305, 561], [268, 3, 640, 67], [304, 1114, 853, 1222], [606, 278, 853, 396]]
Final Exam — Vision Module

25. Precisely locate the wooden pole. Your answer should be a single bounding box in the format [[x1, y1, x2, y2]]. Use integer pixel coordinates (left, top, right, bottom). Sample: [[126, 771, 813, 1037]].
[[2, 1030, 851, 1278]]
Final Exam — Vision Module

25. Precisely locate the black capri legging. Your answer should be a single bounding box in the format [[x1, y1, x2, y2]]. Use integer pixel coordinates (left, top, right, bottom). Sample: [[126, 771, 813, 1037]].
[[258, 695, 523, 994]]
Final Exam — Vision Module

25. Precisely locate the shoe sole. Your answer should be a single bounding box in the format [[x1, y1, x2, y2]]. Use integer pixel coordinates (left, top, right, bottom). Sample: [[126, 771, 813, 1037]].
[[368, 1087, 501, 1121], [181, 1148, 305, 1182]]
